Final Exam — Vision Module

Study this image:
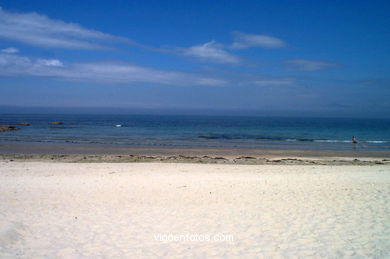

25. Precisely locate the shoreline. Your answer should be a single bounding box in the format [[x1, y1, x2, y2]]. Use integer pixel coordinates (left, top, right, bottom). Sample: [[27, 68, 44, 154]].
[[1, 142, 389, 165]]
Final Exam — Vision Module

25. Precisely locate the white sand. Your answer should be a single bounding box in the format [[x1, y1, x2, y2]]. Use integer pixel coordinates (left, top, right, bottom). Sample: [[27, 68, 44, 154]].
[[0, 161, 389, 258]]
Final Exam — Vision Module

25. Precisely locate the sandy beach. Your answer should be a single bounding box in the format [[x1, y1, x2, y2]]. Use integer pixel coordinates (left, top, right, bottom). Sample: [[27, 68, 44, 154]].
[[0, 161, 389, 258]]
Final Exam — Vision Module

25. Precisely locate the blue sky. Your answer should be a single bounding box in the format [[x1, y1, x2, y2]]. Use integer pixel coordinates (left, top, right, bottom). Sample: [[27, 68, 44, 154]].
[[0, 0, 389, 117]]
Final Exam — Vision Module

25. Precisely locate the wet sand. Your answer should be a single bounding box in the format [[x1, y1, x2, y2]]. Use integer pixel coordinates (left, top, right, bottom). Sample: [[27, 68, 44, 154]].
[[1, 142, 390, 165]]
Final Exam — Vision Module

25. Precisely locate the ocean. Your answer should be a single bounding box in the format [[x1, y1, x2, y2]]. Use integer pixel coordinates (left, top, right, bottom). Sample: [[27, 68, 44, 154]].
[[1, 114, 389, 150]]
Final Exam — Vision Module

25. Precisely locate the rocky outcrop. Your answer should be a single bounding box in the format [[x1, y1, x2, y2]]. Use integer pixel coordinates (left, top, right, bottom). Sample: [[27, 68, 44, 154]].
[[0, 125, 20, 132], [51, 121, 63, 125], [19, 122, 31, 126]]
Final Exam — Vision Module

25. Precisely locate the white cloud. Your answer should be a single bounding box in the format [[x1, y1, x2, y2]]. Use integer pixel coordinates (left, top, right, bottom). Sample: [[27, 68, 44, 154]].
[[231, 32, 286, 49], [285, 59, 338, 71], [182, 41, 240, 64], [69, 62, 226, 86], [1, 47, 19, 53], [37, 59, 63, 67], [0, 53, 226, 86], [254, 78, 294, 86], [0, 7, 128, 49]]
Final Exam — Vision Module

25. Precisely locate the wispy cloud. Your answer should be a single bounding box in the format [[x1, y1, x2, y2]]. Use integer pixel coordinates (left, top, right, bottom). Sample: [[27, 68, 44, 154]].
[[285, 59, 338, 71], [231, 32, 286, 49], [1, 47, 19, 53], [37, 59, 64, 67], [0, 53, 226, 86], [253, 78, 294, 86], [0, 7, 132, 50], [179, 32, 286, 64], [181, 41, 240, 64]]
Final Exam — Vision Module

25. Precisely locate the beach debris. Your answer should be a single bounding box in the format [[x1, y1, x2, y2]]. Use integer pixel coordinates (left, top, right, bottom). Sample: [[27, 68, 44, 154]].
[[51, 121, 63, 125], [178, 155, 198, 160], [18, 122, 31, 126], [236, 156, 256, 160], [0, 125, 20, 132], [271, 159, 282, 163]]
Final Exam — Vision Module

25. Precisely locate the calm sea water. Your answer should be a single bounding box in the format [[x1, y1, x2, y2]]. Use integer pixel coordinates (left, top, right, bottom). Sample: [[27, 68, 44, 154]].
[[1, 114, 390, 150]]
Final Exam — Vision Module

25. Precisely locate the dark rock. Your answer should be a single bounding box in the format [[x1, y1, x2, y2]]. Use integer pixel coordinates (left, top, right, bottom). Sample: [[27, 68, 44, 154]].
[[19, 122, 31, 126], [0, 125, 21, 132], [51, 121, 63, 125]]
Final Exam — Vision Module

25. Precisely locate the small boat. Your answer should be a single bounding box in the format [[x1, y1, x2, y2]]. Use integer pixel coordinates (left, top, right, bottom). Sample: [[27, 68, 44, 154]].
[[115, 124, 122, 127]]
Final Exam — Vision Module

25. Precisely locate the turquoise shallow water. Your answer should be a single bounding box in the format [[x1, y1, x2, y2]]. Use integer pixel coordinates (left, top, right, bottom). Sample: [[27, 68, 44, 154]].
[[1, 114, 389, 150]]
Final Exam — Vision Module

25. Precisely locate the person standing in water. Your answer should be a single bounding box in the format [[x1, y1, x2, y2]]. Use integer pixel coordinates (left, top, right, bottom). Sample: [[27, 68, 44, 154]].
[[352, 136, 357, 144]]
